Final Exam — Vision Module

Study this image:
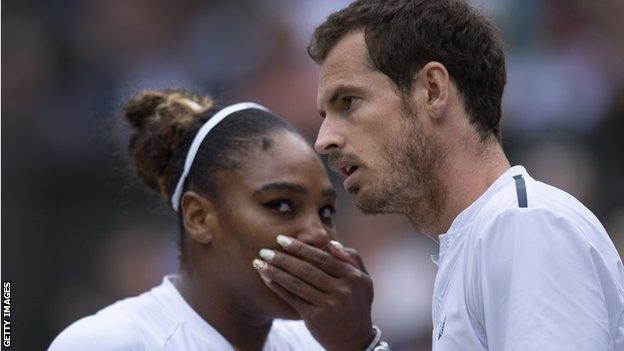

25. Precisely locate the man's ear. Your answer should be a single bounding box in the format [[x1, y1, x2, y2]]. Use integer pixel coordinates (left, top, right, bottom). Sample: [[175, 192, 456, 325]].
[[417, 61, 450, 120], [180, 191, 218, 245]]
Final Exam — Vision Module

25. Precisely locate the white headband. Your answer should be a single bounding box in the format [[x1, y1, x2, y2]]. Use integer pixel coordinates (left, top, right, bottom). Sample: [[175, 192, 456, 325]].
[[170, 102, 270, 211]]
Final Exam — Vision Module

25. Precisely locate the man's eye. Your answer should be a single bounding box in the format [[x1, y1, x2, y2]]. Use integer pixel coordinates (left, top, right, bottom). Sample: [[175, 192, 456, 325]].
[[264, 200, 293, 214], [343, 96, 359, 110]]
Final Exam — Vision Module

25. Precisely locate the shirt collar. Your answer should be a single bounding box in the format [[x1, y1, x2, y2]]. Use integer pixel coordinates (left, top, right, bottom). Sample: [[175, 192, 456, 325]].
[[436, 165, 529, 259], [445, 165, 528, 234]]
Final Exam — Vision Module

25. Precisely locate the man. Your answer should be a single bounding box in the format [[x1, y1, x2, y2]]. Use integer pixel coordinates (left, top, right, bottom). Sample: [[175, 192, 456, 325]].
[[307, 0, 624, 350]]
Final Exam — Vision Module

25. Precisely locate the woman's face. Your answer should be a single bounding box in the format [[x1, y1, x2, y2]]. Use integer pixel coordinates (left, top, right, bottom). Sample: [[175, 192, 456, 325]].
[[209, 130, 338, 319]]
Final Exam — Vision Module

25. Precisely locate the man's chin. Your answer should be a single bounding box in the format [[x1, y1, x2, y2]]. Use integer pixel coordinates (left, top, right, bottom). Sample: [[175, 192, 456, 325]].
[[353, 187, 393, 215]]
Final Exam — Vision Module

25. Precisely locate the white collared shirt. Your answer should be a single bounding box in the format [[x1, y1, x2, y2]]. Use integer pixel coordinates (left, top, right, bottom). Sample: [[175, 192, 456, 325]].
[[48, 275, 324, 351], [431, 166, 624, 351]]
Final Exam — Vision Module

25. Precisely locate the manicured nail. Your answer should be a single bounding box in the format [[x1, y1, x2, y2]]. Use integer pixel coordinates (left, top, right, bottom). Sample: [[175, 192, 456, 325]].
[[276, 235, 292, 247], [330, 240, 344, 249], [252, 258, 268, 271], [259, 249, 275, 261]]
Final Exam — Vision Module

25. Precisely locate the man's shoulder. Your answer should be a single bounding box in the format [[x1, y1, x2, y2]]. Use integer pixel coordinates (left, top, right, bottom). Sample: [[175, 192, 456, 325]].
[[475, 172, 604, 237], [469, 174, 617, 263]]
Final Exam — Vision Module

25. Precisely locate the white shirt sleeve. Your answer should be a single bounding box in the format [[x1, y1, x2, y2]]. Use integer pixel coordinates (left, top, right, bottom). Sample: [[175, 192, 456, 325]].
[[477, 208, 616, 351], [48, 314, 146, 351]]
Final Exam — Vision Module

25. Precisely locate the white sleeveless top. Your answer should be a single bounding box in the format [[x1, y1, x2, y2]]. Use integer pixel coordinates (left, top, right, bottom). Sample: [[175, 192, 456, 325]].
[[48, 275, 325, 351]]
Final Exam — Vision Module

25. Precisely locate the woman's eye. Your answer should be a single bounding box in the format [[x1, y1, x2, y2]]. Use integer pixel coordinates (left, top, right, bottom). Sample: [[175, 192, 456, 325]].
[[265, 200, 293, 214], [319, 206, 336, 223]]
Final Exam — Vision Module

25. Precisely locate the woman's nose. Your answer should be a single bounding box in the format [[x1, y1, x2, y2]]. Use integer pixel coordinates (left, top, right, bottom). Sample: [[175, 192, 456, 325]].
[[295, 217, 331, 250]]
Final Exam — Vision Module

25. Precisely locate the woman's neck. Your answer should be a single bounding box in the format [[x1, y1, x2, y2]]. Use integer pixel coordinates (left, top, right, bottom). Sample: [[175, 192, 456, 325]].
[[175, 268, 273, 351]]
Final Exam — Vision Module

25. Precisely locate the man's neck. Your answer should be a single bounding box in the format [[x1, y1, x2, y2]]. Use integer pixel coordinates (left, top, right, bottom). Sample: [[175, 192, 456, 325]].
[[414, 141, 510, 238], [176, 269, 273, 351]]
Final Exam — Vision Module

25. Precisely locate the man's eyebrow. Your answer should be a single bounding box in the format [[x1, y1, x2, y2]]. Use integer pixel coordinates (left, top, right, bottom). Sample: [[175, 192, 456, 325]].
[[318, 84, 365, 117], [253, 182, 308, 196]]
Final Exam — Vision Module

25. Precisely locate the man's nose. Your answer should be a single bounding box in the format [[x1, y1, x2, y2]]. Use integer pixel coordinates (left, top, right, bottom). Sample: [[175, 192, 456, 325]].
[[314, 117, 344, 154]]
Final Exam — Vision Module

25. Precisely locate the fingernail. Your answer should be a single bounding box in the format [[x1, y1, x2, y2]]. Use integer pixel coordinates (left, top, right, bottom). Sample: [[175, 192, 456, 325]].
[[259, 248, 275, 261], [252, 258, 268, 271], [276, 235, 292, 247], [330, 240, 344, 249]]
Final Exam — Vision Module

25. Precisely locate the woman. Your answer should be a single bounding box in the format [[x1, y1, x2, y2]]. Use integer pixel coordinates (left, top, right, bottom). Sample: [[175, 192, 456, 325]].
[[48, 88, 384, 350]]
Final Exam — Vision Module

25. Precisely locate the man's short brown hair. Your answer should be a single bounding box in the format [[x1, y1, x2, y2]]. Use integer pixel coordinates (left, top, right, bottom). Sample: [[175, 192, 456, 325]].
[[308, 0, 506, 141]]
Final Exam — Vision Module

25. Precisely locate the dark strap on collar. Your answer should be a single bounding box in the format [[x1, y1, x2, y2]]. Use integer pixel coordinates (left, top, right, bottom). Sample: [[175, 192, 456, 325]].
[[513, 174, 528, 208]]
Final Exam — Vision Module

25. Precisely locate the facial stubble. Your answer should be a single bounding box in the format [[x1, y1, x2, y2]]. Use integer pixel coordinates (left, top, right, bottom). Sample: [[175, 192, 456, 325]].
[[355, 112, 446, 233]]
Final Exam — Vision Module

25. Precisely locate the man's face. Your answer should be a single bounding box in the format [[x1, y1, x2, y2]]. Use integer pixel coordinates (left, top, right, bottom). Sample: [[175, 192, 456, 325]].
[[315, 31, 444, 228]]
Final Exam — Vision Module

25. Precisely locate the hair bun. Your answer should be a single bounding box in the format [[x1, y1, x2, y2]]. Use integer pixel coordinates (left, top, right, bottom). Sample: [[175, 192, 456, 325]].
[[123, 88, 214, 197], [123, 91, 167, 129]]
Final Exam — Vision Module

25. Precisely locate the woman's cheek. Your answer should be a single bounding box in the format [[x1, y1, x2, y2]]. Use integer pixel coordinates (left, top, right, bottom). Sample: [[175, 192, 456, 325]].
[[328, 226, 339, 241]]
